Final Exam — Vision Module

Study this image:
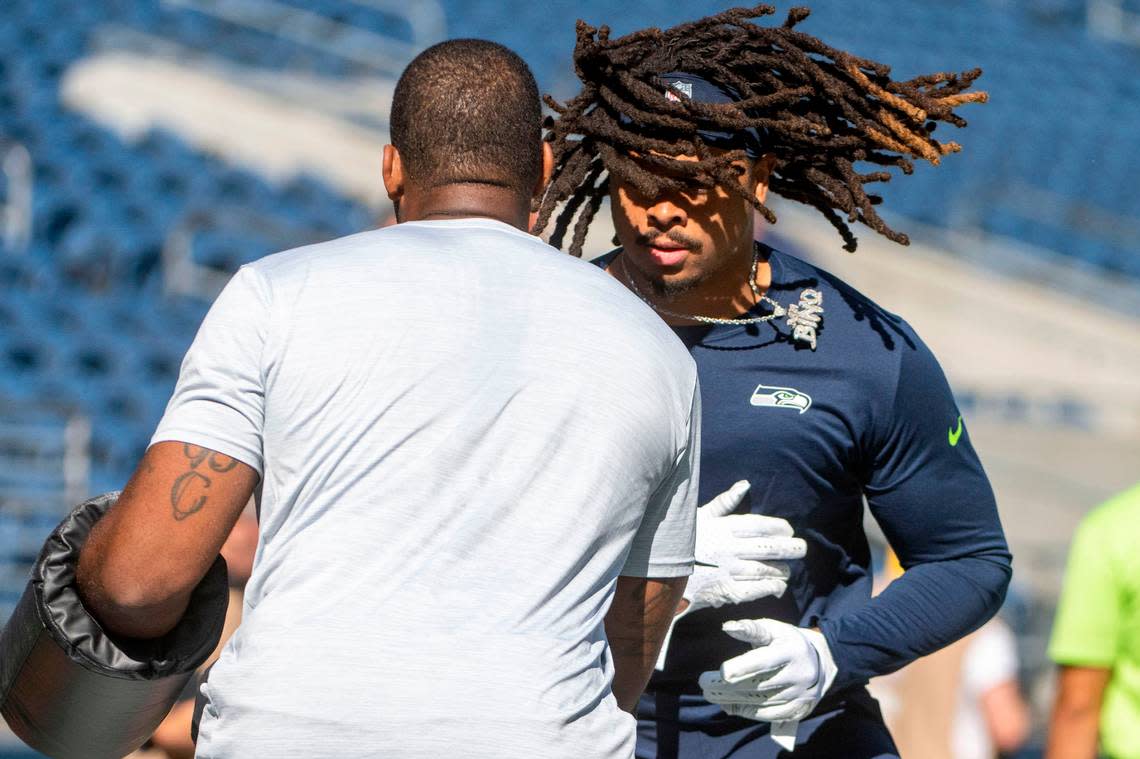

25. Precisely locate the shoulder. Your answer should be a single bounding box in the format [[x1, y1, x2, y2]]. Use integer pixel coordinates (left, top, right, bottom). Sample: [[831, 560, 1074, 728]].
[[769, 248, 943, 389], [235, 228, 389, 299], [1089, 482, 1140, 521], [249, 226, 415, 273], [590, 248, 621, 270], [769, 247, 921, 352], [1081, 483, 1140, 556], [242, 222, 575, 298]]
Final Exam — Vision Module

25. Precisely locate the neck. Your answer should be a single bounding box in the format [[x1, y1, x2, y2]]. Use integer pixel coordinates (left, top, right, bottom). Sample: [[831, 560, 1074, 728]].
[[400, 182, 531, 230], [615, 243, 772, 326]]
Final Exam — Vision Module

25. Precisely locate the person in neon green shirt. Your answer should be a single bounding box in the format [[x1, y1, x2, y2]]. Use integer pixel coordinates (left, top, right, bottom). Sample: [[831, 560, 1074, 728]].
[[1047, 482, 1140, 759]]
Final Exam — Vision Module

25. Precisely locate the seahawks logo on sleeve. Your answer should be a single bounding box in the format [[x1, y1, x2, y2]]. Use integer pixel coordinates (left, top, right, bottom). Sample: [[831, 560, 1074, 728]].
[[750, 384, 812, 414]]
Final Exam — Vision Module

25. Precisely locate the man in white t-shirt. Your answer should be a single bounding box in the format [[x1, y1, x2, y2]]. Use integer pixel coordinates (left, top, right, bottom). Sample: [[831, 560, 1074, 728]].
[[953, 619, 1030, 759], [75, 39, 700, 758]]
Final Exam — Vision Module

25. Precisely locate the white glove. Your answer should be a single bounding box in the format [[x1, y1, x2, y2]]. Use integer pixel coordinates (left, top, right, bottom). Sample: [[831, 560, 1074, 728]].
[[685, 481, 807, 613], [698, 618, 837, 723], [654, 482, 807, 672]]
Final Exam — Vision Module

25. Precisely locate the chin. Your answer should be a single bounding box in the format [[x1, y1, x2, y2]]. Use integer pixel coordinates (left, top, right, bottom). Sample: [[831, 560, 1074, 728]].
[[648, 270, 706, 298]]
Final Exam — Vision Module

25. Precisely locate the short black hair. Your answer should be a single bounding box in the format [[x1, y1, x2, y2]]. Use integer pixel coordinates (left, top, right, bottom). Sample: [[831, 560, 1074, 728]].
[[390, 39, 542, 194]]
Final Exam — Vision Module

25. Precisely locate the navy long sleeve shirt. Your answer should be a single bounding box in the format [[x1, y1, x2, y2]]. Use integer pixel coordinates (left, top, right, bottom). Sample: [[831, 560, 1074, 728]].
[[597, 246, 1012, 697]]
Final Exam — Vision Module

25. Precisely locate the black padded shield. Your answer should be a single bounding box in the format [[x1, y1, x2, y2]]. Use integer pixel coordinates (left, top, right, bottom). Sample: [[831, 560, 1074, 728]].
[[0, 492, 229, 759]]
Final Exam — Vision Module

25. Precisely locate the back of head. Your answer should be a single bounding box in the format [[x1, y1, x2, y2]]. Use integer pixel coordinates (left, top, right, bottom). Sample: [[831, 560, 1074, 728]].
[[390, 39, 542, 195]]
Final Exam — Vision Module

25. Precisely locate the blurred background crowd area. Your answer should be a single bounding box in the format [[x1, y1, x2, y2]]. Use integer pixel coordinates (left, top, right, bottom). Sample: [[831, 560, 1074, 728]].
[[1, 0, 1137, 756]]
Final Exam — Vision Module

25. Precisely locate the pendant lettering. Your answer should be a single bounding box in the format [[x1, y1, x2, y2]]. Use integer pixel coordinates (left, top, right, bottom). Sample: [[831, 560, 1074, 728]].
[[786, 288, 823, 350]]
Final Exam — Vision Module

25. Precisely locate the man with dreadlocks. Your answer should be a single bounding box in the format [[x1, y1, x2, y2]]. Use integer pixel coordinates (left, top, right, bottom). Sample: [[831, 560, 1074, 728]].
[[537, 5, 1012, 757]]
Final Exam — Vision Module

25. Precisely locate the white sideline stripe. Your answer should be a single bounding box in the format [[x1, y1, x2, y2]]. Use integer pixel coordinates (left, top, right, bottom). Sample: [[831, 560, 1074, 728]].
[[161, 0, 444, 74], [61, 51, 393, 207]]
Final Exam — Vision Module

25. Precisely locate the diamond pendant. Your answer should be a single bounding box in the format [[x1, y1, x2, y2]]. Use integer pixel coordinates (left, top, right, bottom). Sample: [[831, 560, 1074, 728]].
[[786, 288, 823, 350]]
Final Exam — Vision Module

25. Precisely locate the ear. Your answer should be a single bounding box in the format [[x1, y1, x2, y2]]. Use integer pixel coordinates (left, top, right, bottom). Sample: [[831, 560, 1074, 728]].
[[533, 140, 555, 198], [751, 153, 778, 206], [382, 144, 405, 203]]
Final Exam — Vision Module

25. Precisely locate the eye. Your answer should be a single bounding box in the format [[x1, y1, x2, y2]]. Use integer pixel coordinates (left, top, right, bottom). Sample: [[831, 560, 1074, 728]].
[[730, 163, 748, 178], [776, 391, 793, 400]]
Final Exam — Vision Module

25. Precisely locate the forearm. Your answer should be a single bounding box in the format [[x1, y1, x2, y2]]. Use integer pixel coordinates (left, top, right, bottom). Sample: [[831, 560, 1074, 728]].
[[982, 682, 1031, 752], [820, 552, 1011, 690], [78, 588, 193, 640], [605, 575, 687, 711], [77, 509, 198, 639], [1045, 666, 1110, 759], [1045, 712, 1100, 759]]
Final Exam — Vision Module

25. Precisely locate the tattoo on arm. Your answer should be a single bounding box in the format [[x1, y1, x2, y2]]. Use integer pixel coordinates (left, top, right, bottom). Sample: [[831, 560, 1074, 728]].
[[170, 444, 240, 520]]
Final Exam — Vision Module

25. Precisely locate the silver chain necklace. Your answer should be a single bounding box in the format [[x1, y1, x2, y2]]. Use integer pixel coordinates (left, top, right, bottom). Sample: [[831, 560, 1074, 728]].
[[619, 246, 787, 326]]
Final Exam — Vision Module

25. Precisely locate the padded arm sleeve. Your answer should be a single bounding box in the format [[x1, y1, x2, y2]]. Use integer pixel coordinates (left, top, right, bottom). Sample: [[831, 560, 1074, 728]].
[[0, 493, 229, 759]]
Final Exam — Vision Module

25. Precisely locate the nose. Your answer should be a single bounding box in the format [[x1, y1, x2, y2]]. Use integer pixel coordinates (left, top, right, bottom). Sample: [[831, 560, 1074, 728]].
[[646, 198, 687, 230]]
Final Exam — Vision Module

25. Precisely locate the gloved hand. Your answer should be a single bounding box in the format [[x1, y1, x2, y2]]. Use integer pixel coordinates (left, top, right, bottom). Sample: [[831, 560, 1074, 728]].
[[653, 482, 807, 672], [698, 618, 838, 723], [684, 481, 807, 613]]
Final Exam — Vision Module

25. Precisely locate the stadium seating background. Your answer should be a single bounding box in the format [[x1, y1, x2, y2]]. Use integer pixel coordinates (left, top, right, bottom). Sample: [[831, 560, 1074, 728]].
[[2, 1, 1138, 754], [2, 0, 1135, 493]]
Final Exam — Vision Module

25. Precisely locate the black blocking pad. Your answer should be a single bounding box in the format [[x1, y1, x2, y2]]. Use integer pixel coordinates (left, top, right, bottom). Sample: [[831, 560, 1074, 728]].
[[0, 492, 228, 759]]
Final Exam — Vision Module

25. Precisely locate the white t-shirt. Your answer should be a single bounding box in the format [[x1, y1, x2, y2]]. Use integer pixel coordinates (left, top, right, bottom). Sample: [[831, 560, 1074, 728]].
[[152, 219, 700, 758], [953, 620, 1020, 759]]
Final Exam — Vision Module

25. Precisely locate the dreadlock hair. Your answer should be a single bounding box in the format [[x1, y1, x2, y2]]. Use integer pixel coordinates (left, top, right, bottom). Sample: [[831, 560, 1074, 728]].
[[535, 5, 988, 256]]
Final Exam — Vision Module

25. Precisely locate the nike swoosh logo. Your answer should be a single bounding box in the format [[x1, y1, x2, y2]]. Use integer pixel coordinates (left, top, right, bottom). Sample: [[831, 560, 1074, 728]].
[[948, 415, 963, 447]]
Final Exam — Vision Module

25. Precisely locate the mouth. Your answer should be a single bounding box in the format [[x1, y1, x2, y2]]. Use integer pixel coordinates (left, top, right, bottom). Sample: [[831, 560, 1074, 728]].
[[640, 237, 694, 268], [648, 246, 689, 268]]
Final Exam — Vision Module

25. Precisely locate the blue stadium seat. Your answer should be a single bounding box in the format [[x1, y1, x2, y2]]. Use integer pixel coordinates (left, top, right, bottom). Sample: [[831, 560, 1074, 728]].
[[0, 329, 61, 379], [0, 0, 1136, 532]]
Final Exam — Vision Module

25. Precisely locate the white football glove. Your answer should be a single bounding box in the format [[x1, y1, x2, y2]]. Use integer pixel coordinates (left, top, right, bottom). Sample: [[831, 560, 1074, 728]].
[[685, 481, 807, 613], [698, 618, 837, 724], [654, 481, 807, 671]]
